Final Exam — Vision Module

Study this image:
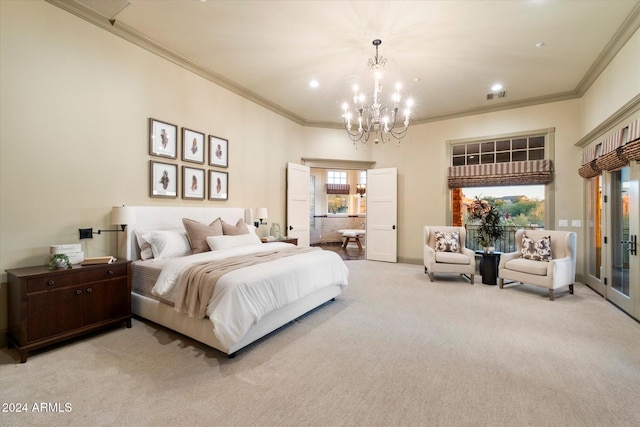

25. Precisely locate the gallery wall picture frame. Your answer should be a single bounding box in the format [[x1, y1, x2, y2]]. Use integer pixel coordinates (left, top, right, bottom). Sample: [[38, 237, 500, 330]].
[[209, 170, 228, 200], [209, 135, 228, 168], [182, 166, 205, 200], [182, 127, 205, 164], [150, 160, 178, 198], [149, 118, 178, 159]]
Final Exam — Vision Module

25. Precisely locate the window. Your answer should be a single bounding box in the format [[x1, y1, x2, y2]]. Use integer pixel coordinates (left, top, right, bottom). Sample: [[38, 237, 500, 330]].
[[327, 170, 347, 184], [462, 185, 546, 252], [449, 129, 555, 236], [328, 195, 348, 214], [452, 134, 546, 166], [357, 170, 367, 214], [327, 170, 348, 214]]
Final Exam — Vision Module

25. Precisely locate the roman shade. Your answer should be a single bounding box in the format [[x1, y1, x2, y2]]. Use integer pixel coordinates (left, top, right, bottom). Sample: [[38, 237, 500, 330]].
[[326, 184, 350, 194], [447, 160, 553, 188], [578, 118, 640, 179]]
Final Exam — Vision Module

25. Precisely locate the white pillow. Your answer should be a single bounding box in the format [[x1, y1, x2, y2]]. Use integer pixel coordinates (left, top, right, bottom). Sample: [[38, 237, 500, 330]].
[[134, 229, 154, 260], [141, 230, 191, 260], [245, 223, 257, 235], [206, 233, 262, 251]]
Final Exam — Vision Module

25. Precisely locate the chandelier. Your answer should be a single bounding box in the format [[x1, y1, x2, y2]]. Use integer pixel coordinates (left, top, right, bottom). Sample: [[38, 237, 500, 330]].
[[342, 39, 413, 147]]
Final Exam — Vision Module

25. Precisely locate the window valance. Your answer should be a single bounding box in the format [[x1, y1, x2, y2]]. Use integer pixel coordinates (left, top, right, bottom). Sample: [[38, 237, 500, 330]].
[[447, 160, 553, 188], [578, 117, 640, 179], [326, 183, 350, 194]]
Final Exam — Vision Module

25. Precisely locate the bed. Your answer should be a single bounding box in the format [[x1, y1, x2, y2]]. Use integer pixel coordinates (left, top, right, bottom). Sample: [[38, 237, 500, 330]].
[[117, 206, 349, 356]]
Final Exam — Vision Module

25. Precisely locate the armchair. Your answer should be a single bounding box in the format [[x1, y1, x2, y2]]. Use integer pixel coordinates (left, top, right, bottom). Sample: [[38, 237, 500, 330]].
[[498, 229, 576, 301], [424, 226, 475, 284]]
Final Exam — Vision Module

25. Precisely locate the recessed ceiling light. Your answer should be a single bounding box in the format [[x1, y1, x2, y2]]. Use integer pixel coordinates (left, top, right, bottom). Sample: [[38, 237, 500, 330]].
[[491, 83, 503, 91], [309, 80, 319, 88], [535, 42, 545, 48]]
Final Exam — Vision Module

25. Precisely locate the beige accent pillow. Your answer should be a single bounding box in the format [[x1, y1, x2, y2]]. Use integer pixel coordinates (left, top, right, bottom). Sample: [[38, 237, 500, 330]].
[[182, 218, 223, 254], [221, 218, 250, 235]]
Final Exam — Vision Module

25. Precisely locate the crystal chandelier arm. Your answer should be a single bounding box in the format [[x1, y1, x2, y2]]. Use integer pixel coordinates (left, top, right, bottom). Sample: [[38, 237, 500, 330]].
[[341, 39, 412, 146]]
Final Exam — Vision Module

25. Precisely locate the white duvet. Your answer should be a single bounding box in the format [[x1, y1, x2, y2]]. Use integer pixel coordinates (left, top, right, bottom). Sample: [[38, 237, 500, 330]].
[[151, 243, 349, 349]]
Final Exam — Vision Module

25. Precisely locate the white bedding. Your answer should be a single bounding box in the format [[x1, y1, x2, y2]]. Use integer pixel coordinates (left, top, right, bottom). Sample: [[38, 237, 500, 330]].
[[151, 243, 349, 349]]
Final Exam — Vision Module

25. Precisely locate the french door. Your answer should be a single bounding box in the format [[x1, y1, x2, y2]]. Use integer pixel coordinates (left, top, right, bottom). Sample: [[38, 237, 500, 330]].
[[585, 176, 605, 295], [603, 164, 640, 320]]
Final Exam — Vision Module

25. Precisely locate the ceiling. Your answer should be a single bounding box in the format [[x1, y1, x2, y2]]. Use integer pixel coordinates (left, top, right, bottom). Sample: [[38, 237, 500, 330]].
[[56, 0, 640, 127]]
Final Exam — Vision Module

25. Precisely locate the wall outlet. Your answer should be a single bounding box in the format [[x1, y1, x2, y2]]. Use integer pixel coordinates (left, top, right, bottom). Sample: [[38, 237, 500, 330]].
[[558, 219, 568, 227], [571, 220, 581, 227]]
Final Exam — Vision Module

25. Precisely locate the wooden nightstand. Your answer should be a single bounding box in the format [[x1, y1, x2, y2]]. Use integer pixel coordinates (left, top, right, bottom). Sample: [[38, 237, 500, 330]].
[[6, 260, 131, 363], [261, 236, 298, 245]]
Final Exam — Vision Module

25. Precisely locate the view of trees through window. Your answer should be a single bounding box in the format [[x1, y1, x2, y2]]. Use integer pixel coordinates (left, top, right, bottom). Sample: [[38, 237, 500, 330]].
[[463, 185, 545, 228], [461, 185, 546, 252], [328, 195, 348, 214]]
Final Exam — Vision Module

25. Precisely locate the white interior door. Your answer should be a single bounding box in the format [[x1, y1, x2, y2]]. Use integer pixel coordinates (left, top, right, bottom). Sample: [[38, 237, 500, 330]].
[[366, 167, 397, 262], [286, 162, 310, 247]]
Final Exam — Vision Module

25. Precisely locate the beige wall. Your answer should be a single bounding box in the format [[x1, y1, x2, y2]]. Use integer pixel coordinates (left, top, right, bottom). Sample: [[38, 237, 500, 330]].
[[0, 1, 304, 276], [579, 28, 640, 136], [1, 1, 638, 339]]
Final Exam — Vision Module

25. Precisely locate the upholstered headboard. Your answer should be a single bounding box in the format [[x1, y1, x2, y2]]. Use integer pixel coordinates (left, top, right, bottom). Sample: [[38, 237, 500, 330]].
[[117, 206, 252, 261]]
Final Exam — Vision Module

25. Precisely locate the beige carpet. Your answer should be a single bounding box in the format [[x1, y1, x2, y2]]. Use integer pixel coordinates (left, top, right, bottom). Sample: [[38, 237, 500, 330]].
[[1, 260, 639, 427]]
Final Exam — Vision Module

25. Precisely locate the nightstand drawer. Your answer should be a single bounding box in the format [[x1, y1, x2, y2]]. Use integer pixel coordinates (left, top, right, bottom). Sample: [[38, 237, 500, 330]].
[[27, 273, 77, 292], [81, 263, 127, 283], [26, 264, 127, 292]]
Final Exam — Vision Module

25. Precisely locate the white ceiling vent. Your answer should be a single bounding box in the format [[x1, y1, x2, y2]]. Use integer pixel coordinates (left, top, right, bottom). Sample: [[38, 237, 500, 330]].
[[486, 91, 507, 100]]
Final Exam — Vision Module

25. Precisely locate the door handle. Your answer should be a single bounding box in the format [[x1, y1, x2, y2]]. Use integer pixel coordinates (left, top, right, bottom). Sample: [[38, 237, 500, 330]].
[[392, 225, 396, 230], [622, 235, 638, 256], [289, 225, 293, 231]]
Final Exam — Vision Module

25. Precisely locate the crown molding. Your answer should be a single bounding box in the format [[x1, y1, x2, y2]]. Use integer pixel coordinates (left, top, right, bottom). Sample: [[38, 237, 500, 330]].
[[575, 2, 640, 97], [47, 0, 640, 129], [45, 0, 308, 126], [574, 94, 640, 148], [301, 158, 375, 169]]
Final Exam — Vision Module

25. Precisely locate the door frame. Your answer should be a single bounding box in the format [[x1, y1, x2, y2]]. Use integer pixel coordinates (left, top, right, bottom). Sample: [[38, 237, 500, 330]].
[[584, 175, 606, 296]]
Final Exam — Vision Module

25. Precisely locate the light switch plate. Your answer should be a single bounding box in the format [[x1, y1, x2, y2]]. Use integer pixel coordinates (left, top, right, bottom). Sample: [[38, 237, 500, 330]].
[[559, 219, 568, 227], [571, 219, 581, 227]]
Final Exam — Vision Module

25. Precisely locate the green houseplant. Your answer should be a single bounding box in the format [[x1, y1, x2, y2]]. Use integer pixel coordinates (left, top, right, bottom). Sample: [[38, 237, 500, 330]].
[[469, 196, 505, 251], [49, 254, 73, 270]]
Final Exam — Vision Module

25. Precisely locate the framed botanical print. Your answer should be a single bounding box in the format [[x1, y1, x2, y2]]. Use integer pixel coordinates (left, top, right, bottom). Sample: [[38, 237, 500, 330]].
[[209, 135, 228, 168], [182, 128, 205, 164], [150, 160, 178, 198], [209, 170, 228, 200], [182, 166, 205, 200], [149, 118, 178, 159]]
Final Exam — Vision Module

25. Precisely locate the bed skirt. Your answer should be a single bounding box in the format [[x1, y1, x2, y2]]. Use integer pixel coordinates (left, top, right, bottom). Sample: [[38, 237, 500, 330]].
[[131, 284, 342, 355]]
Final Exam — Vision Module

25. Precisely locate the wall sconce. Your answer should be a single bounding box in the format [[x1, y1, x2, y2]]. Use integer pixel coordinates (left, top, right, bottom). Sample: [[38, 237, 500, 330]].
[[79, 206, 136, 239], [356, 184, 366, 197], [254, 208, 268, 227]]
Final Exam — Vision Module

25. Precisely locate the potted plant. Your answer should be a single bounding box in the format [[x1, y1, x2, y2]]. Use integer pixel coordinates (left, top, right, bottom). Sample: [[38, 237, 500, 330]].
[[469, 196, 505, 252], [49, 254, 73, 270]]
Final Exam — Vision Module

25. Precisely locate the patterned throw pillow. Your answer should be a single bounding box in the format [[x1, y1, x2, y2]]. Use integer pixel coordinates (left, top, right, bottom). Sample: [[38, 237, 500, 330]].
[[521, 234, 552, 261], [435, 231, 460, 253]]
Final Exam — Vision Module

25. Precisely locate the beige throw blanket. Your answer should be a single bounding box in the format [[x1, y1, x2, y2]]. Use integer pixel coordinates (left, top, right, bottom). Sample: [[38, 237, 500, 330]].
[[174, 246, 318, 319]]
